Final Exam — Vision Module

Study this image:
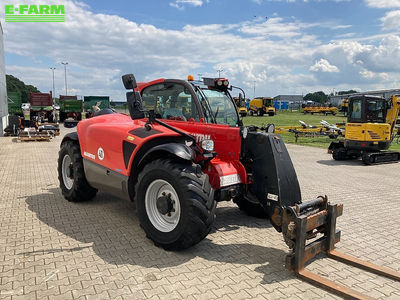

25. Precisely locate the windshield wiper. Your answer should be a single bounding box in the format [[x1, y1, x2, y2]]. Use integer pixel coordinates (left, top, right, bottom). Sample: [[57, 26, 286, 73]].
[[214, 106, 219, 120]]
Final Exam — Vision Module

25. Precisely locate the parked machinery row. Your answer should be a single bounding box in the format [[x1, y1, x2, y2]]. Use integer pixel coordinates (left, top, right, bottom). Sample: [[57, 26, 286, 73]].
[[7, 92, 111, 123]]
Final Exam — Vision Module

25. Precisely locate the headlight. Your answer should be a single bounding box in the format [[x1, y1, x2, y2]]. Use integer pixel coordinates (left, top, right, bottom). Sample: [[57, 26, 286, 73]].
[[201, 139, 214, 152], [266, 124, 275, 133]]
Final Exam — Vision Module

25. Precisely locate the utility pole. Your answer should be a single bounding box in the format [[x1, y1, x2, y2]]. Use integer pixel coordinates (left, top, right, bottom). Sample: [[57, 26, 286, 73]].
[[61, 62, 68, 95], [217, 69, 223, 78], [50, 67, 56, 100], [253, 81, 256, 98]]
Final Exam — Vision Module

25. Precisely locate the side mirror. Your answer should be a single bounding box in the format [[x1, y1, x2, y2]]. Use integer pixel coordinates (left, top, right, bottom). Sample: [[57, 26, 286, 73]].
[[126, 91, 145, 120], [122, 74, 137, 90]]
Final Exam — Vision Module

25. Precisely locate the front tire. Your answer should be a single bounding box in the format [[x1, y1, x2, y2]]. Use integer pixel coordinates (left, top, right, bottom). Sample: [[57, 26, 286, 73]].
[[136, 159, 216, 250], [58, 141, 97, 202]]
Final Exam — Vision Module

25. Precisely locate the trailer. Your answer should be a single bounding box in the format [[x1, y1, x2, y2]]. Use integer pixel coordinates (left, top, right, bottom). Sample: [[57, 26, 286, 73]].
[[29, 91, 55, 122], [59, 95, 83, 122]]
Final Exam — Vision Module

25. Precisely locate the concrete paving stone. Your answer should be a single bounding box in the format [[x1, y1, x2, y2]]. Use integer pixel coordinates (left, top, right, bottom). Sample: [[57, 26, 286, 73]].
[[1, 127, 400, 299]]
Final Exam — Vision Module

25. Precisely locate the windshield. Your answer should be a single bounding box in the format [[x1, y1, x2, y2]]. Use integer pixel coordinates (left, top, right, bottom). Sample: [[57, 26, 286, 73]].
[[366, 100, 385, 123], [200, 88, 239, 126]]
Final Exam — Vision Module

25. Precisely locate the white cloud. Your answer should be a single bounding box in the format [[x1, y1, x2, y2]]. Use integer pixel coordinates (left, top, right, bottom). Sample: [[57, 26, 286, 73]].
[[380, 10, 400, 30], [309, 59, 340, 72], [1, 0, 400, 98], [170, 0, 204, 10], [365, 0, 400, 8]]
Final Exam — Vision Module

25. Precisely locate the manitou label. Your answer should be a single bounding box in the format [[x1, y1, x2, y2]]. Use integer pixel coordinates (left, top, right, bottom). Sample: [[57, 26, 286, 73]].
[[83, 152, 95, 160], [191, 133, 210, 143]]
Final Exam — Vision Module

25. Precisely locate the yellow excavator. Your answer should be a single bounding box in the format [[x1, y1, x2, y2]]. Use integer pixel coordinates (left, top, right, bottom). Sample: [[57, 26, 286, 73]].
[[329, 94, 400, 164]]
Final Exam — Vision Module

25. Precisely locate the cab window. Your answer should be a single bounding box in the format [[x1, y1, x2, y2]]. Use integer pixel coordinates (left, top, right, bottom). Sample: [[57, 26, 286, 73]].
[[201, 89, 238, 126], [141, 83, 199, 121], [349, 99, 362, 120], [366, 100, 385, 123]]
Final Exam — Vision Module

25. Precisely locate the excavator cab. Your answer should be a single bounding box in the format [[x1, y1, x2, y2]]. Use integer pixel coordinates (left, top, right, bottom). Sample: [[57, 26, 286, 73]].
[[348, 96, 386, 123]]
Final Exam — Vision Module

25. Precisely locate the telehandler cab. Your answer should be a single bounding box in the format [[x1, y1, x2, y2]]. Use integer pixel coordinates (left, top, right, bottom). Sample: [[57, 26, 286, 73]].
[[58, 74, 400, 299], [329, 95, 400, 164]]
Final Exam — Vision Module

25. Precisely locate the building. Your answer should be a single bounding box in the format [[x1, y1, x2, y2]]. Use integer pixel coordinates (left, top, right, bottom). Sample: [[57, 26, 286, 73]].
[[0, 21, 8, 136], [329, 89, 400, 106], [273, 95, 303, 110]]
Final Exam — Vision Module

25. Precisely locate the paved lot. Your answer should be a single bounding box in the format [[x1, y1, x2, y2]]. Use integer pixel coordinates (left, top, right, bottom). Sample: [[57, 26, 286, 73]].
[[0, 127, 399, 299]]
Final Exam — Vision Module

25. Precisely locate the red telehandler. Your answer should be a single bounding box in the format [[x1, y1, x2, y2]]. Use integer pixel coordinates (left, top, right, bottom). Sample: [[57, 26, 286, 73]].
[[58, 74, 400, 299]]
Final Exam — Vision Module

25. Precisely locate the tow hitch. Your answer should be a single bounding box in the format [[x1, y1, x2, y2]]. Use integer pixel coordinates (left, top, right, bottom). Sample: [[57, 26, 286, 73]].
[[283, 196, 400, 300]]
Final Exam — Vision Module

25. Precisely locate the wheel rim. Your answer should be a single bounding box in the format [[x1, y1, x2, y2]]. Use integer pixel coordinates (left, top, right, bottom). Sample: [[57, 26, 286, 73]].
[[62, 154, 74, 190], [145, 179, 181, 233]]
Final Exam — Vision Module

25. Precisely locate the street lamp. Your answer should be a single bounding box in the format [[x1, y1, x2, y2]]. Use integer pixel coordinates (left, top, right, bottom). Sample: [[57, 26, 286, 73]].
[[217, 69, 223, 78], [50, 67, 56, 100], [253, 81, 256, 99], [61, 62, 68, 95]]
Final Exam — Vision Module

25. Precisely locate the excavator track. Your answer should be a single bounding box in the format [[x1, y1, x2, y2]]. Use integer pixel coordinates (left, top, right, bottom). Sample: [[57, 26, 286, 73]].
[[283, 196, 400, 299], [362, 151, 400, 165]]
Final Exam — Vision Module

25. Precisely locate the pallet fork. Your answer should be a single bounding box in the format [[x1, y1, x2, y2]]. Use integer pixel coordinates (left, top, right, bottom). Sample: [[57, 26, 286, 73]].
[[284, 197, 400, 300]]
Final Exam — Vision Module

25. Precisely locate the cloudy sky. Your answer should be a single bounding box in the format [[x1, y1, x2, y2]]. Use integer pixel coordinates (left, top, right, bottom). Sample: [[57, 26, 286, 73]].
[[1, 0, 400, 100]]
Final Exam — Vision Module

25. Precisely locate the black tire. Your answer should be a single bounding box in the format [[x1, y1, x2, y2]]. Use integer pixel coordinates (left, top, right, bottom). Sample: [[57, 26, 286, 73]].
[[257, 109, 264, 116], [58, 141, 97, 202], [135, 158, 216, 250], [332, 147, 347, 160], [268, 112, 274, 116], [233, 195, 267, 218], [248, 110, 254, 116]]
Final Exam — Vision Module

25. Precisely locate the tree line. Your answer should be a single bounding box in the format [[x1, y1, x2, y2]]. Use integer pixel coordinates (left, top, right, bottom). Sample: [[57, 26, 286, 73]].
[[6, 74, 40, 103], [304, 90, 358, 104]]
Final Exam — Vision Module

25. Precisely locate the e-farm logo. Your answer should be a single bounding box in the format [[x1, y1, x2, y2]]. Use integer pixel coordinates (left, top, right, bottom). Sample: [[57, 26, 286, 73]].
[[4, 4, 65, 22]]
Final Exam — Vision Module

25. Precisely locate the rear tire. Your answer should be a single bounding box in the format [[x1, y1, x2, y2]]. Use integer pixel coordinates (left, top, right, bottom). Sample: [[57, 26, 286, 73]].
[[268, 112, 274, 116], [234, 195, 267, 218], [135, 158, 216, 250], [58, 141, 97, 202]]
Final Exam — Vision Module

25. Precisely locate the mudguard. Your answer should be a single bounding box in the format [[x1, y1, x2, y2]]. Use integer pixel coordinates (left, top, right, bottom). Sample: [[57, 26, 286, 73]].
[[242, 132, 302, 216], [138, 143, 195, 167], [61, 131, 79, 145]]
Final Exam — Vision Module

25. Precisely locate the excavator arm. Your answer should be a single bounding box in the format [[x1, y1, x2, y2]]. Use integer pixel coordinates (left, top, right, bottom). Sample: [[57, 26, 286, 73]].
[[387, 95, 400, 136]]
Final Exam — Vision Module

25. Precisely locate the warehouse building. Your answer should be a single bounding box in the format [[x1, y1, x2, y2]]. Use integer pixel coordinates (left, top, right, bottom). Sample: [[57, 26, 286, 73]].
[[273, 95, 303, 110], [0, 21, 8, 136], [329, 89, 400, 106]]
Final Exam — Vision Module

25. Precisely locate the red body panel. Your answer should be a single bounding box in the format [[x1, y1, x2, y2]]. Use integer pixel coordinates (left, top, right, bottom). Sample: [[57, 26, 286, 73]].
[[78, 113, 180, 177], [77, 113, 245, 190], [77, 77, 245, 191]]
